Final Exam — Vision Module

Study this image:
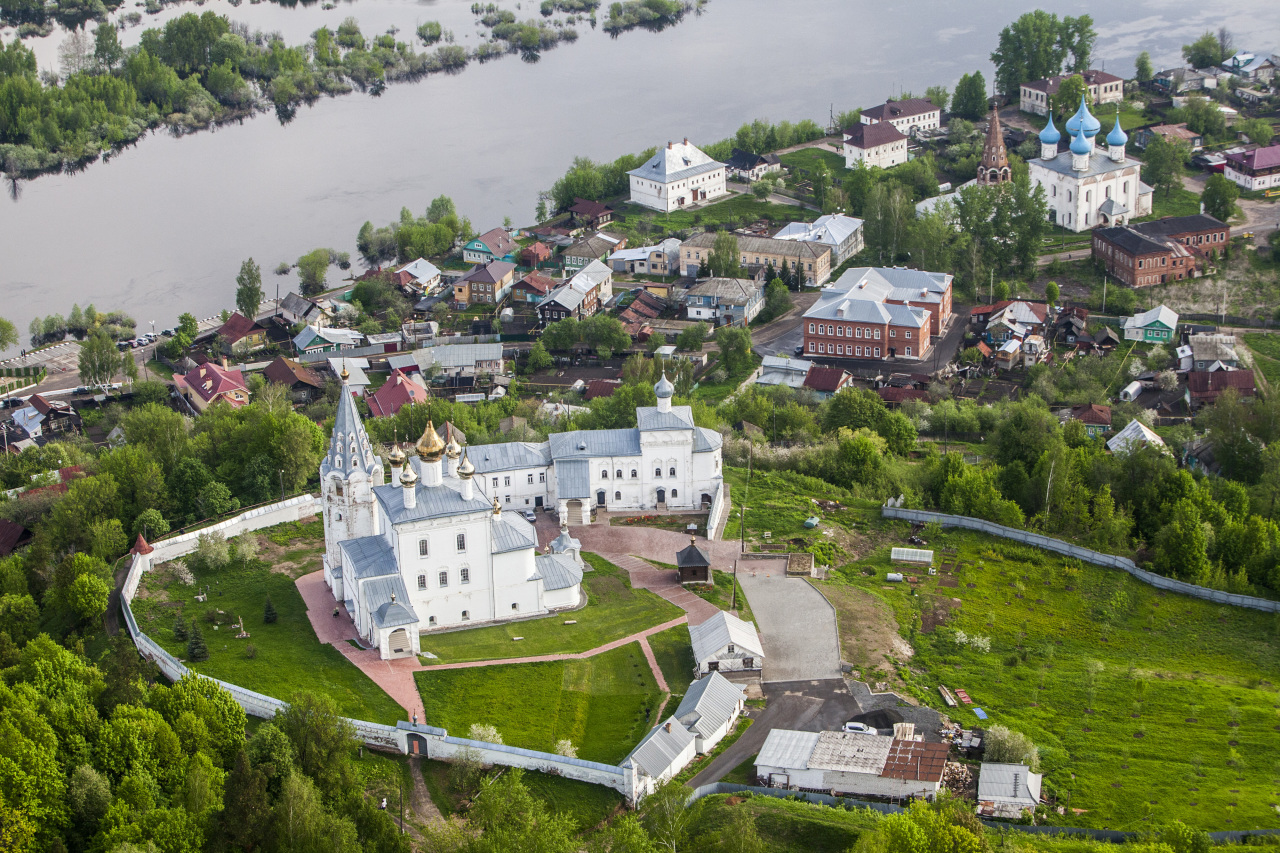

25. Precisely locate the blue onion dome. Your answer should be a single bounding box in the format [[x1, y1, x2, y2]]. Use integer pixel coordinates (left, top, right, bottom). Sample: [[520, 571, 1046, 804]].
[[654, 373, 674, 398], [1039, 111, 1061, 145], [1107, 111, 1128, 147], [1077, 94, 1101, 137], [1069, 127, 1092, 156]]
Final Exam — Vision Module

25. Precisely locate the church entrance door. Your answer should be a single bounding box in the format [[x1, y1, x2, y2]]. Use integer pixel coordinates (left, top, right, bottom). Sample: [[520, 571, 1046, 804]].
[[596, 490, 606, 507], [388, 628, 412, 658], [656, 488, 666, 507]]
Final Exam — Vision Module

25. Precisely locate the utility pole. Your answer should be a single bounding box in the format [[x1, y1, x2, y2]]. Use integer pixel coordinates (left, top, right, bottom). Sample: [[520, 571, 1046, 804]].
[[1102, 276, 1107, 314], [989, 270, 994, 303], [732, 559, 738, 611]]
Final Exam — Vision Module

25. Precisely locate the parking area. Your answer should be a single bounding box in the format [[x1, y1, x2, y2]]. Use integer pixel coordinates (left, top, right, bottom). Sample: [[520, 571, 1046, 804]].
[[735, 560, 842, 683], [2, 341, 82, 374]]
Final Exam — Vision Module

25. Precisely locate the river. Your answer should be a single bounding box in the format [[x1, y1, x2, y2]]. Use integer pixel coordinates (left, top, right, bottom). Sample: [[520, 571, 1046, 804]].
[[2, 0, 1277, 350]]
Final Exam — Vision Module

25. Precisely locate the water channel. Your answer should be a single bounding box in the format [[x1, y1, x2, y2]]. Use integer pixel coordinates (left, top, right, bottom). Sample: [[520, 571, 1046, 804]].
[[2, 0, 1277, 350]]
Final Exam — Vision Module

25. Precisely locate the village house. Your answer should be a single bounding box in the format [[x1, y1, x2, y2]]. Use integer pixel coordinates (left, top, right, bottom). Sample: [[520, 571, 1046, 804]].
[[569, 259, 614, 306], [563, 233, 624, 274], [0, 519, 32, 556], [414, 344, 504, 379], [279, 292, 329, 327], [1188, 333, 1240, 371], [1019, 70, 1123, 115], [689, 611, 764, 677], [1221, 50, 1279, 83], [860, 97, 941, 135], [842, 122, 909, 170], [1030, 99, 1153, 232], [628, 139, 728, 212], [1187, 370, 1256, 408], [216, 312, 268, 353], [608, 238, 681, 277], [674, 537, 711, 585], [1062, 403, 1112, 437], [755, 729, 948, 799], [1224, 144, 1280, 191], [1107, 419, 1166, 454], [394, 258, 442, 292], [802, 267, 953, 362], [538, 283, 592, 324], [725, 148, 782, 181], [618, 289, 666, 331], [12, 394, 80, 438], [773, 214, 865, 266], [802, 366, 853, 399], [684, 277, 765, 326], [452, 261, 516, 307], [366, 369, 431, 418], [567, 198, 615, 230], [1056, 306, 1089, 344], [328, 358, 372, 397], [520, 241, 552, 268], [1152, 67, 1219, 94], [622, 718, 696, 799], [1132, 123, 1203, 152], [1123, 305, 1178, 342], [680, 232, 832, 286], [294, 326, 362, 354], [510, 272, 556, 304], [264, 356, 325, 402], [977, 763, 1043, 819], [462, 227, 517, 264], [756, 355, 813, 390], [174, 361, 250, 412], [674, 672, 745, 754]]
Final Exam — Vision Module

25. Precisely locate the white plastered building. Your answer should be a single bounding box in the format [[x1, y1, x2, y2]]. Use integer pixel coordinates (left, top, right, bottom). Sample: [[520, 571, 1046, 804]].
[[628, 139, 727, 213]]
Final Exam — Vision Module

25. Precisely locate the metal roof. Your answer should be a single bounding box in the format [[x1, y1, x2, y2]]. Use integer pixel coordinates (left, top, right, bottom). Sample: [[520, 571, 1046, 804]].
[[322, 386, 382, 480], [327, 358, 371, 386], [757, 369, 810, 389], [374, 479, 495, 525], [627, 140, 724, 184], [492, 515, 538, 553], [809, 731, 892, 773], [761, 355, 812, 373], [418, 343, 503, 369], [534, 554, 583, 591], [675, 672, 745, 739], [1031, 148, 1142, 179], [637, 406, 695, 431], [397, 258, 442, 282], [340, 536, 399, 581], [756, 728, 820, 770], [622, 716, 696, 778], [366, 575, 419, 628], [774, 214, 864, 249], [556, 459, 592, 499], [471, 442, 553, 473], [1125, 305, 1179, 331], [550, 527, 580, 555], [978, 763, 1042, 806], [548, 429, 642, 459], [676, 540, 710, 568], [694, 428, 722, 454], [688, 611, 764, 663], [1106, 419, 1166, 454], [880, 738, 948, 782]]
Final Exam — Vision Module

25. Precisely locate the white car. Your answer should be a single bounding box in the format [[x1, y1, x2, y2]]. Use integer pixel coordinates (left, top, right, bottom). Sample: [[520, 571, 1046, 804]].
[[842, 722, 873, 734]]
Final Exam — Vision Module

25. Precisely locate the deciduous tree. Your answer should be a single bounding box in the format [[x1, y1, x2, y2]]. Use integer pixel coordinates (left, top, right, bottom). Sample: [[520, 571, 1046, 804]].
[[1201, 173, 1239, 223], [1134, 51, 1153, 83], [951, 71, 988, 121], [706, 232, 741, 278], [296, 249, 330, 295], [78, 330, 120, 390], [1141, 134, 1188, 199], [1182, 31, 1223, 68], [235, 258, 263, 320], [714, 325, 752, 375]]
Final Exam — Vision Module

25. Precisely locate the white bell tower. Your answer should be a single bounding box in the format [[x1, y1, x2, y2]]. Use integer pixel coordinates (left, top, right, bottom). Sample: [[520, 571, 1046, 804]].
[[321, 368, 385, 601]]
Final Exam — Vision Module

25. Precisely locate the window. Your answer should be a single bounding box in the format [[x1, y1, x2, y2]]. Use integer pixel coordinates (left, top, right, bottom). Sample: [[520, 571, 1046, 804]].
[[890, 329, 896, 337], [527, 474, 534, 484], [461, 610, 470, 621], [856, 327, 863, 338], [456, 533, 466, 552], [333, 480, 344, 496], [461, 568, 470, 584], [601, 469, 608, 479], [837, 326, 844, 337], [492, 477, 499, 487], [669, 467, 676, 477], [428, 616, 437, 626], [808, 323, 815, 333], [874, 347, 881, 357], [905, 331, 912, 339], [511, 603, 519, 611], [615, 491, 621, 500], [905, 346, 912, 356], [837, 345, 843, 355], [809, 342, 815, 352], [856, 346, 862, 356], [418, 539, 429, 557], [671, 489, 678, 498], [504, 476, 510, 486], [539, 472, 546, 483], [727, 644, 735, 654], [505, 495, 511, 503], [874, 329, 881, 339], [417, 574, 427, 590], [655, 468, 662, 478]]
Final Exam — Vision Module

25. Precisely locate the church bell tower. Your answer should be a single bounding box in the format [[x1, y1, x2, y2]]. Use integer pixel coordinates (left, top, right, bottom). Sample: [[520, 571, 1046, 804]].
[[320, 367, 385, 599]]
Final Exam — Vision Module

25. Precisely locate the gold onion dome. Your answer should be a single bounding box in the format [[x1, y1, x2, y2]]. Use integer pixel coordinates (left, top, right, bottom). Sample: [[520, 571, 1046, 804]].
[[416, 420, 446, 459], [400, 465, 418, 486], [445, 429, 462, 460], [457, 450, 475, 479], [340, 366, 350, 382], [387, 443, 406, 464]]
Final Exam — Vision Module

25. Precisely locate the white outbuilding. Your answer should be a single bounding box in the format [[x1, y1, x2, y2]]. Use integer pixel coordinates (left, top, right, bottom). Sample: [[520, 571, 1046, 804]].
[[674, 671, 746, 754], [977, 762, 1042, 819], [621, 716, 697, 800], [689, 611, 764, 677]]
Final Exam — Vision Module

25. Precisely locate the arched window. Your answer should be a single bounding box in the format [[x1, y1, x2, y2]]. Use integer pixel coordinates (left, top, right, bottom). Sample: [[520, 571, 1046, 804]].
[[461, 610, 470, 621], [615, 491, 621, 500], [655, 468, 662, 478], [669, 467, 676, 477], [334, 479, 344, 497], [616, 469, 622, 479], [671, 489, 678, 499], [631, 469, 638, 478], [601, 469, 609, 479], [417, 574, 427, 590], [428, 616, 437, 626]]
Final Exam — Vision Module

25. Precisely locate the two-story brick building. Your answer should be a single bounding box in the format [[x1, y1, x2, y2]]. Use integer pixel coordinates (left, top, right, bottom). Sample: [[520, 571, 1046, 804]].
[[800, 267, 952, 362], [680, 233, 832, 286], [1092, 214, 1228, 287]]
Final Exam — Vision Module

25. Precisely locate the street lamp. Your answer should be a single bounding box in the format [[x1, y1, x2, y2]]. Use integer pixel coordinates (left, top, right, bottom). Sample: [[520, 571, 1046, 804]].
[[279, 470, 285, 501]]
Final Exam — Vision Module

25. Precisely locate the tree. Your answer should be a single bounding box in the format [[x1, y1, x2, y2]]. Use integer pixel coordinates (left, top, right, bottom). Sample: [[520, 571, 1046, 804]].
[[78, 330, 120, 390], [264, 595, 277, 624], [1044, 281, 1059, 306], [676, 323, 708, 352], [811, 161, 831, 209], [951, 71, 988, 121], [235, 258, 263, 320], [1182, 31, 1223, 68], [990, 12, 1094, 98], [707, 232, 741, 278], [297, 249, 330, 295], [1202, 174, 1239, 223], [0, 317, 16, 351], [843, 160, 876, 215], [275, 692, 357, 798], [1052, 73, 1089, 118], [540, 317, 580, 351], [1236, 117, 1274, 147], [234, 530, 259, 568], [925, 85, 949, 112], [93, 22, 124, 71], [426, 194, 458, 223], [527, 341, 553, 371], [715, 325, 753, 375], [174, 613, 188, 641], [984, 724, 1040, 770], [1142, 134, 1189, 199], [1134, 51, 1153, 83], [762, 278, 791, 321], [641, 781, 701, 853], [187, 623, 209, 662]]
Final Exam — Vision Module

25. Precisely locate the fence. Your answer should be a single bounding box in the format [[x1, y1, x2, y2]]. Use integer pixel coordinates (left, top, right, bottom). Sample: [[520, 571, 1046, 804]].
[[118, 496, 646, 802], [882, 506, 1280, 613]]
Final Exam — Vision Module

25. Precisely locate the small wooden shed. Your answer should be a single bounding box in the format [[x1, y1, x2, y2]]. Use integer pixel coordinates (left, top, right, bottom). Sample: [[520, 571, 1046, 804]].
[[675, 538, 712, 586]]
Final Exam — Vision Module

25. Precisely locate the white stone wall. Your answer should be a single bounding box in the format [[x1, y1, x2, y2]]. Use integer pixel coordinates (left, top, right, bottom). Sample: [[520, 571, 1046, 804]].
[[475, 467, 552, 511], [1032, 158, 1146, 232], [843, 140, 908, 170], [629, 169, 727, 213]]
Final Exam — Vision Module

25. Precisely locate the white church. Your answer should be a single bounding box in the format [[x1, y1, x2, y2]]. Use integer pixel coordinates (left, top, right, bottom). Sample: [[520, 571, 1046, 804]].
[[1030, 95, 1153, 233], [320, 371, 724, 659]]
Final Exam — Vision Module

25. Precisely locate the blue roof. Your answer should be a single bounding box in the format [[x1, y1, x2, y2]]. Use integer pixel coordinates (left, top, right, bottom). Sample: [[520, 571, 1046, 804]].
[[534, 553, 583, 591], [321, 376, 382, 481], [470, 441, 552, 473], [1069, 128, 1092, 156], [548, 429, 642, 459], [1039, 111, 1061, 145], [1065, 94, 1100, 137], [694, 428, 722, 453], [375, 479, 494, 525], [637, 406, 695, 431], [340, 536, 399, 581], [1106, 111, 1128, 147]]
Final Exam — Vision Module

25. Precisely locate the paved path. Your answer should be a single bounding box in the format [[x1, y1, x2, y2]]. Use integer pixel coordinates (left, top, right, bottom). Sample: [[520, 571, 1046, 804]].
[[735, 560, 842, 683], [605, 554, 722, 626]]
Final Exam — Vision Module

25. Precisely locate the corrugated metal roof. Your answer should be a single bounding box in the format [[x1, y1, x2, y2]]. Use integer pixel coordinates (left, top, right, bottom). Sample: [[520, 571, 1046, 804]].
[[374, 480, 494, 525], [622, 716, 695, 778], [689, 611, 764, 663], [756, 728, 820, 770], [556, 459, 592, 499], [366, 575, 419, 628], [548, 429, 641, 459], [418, 343, 503, 369], [757, 369, 810, 389], [340, 536, 398, 581], [535, 554, 583, 591], [492, 516, 537, 553], [676, 672, 745, 738], [471, 442, 553, 473], [637, 406, 695, 431], [978, 762, 1042, 805], [809, 731, 892, 773], [880, 738, 948, 782], [761, 355, 812, 372]]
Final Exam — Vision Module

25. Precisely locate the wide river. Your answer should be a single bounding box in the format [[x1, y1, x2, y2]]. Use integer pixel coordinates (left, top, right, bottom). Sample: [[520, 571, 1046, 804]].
[[2, 0, 1278, 348]]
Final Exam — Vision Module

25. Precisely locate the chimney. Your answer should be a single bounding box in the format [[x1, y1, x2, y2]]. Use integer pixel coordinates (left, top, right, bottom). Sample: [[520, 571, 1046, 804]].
[[220, 355, 228, 369], [667, 141, 673, 149], [683, 137, 689, 145], [664, 722, 672, 733]]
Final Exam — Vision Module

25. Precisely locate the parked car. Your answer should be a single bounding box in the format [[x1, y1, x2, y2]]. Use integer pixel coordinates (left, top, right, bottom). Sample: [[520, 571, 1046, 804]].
[[842, 722, 873, 734], [521, 510, 537, 523], [794, 344, 804, 355]]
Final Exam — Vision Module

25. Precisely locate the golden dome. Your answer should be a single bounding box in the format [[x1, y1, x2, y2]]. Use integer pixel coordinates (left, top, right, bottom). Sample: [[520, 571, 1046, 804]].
[[387, 443, 406, 464], [457, 449, 475, 479], [416, 420, 446, 459], [492, 495, 501, 516], [340, 366, 350, 382], [444, 424, 462, 459], [400, 465, 418, 486]]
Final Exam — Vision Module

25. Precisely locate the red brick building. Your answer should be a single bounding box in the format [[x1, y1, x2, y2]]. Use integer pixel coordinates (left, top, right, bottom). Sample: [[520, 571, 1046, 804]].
[[801, 267, 952, 363], [1092, 214, 1228, 287]]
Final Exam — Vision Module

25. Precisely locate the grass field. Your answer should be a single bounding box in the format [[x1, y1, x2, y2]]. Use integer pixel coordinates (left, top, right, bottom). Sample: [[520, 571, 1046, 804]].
[[693, 352, 763, 403], [133, 523, 405, 724], [780, 146, 849, 180], [419, 759, 623, 829], [417, 553, 682, 663], [693, 793, 879, 853], [414, 642, 662, 764], [1244, 333, 1280, 386], [647, 623, 696, 696], [614, 196, 818, 238], [829, 528, 1280, 830]]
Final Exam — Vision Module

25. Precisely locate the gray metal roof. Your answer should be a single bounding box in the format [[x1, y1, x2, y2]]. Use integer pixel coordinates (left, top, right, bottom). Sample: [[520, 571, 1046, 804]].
[[637, 406, 695, 431], [627, 140, 724, 184], [622, 716, 696, 778], [387, 354, 418, 371], [418, 343, 503, 369], [374, 480, 494, 525], [1031, 149, 1142, 179], [756, 729, 820, 770], [544, 284, 586, 311], [978, 763, 1042, 806], [471, 441, 553, 473], [339, 536, 398, 581], [676, 541, 710, 568], [809, 731, 892, 772], [534, 554, 584, 591], [676, 672, 745, 739], [556, 459, 592, 499], [689, 611, 764, 663], [492, 515, 538, 553], [757, 369, 810, 389], [694, 428, 722, 453], [366, 576, 419, 628], [548, 429, 641, 459], [550, 527, 580, 554]]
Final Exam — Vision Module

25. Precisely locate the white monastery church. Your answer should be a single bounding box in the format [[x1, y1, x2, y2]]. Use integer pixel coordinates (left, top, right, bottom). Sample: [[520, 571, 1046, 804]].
[[1030, 95, 1152, 233], [320, 371, 724, 659]]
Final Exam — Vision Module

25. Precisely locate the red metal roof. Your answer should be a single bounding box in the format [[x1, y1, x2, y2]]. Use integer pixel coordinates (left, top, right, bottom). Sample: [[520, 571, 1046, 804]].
[[217, 312, 265, 344], [844, 121, 907, 150], [584, 379, 622, 401], [367, 369, 430, 418], [803, 366, 851, 393], [1187, 370, 1256, 399], [879, 739, 948, 783], [1227, 143, 1280, 173], [0, 519, 31, 556], [175, 361, 249, 406], [1070, 403, 1113, 426], [877, 387, 930, 404]]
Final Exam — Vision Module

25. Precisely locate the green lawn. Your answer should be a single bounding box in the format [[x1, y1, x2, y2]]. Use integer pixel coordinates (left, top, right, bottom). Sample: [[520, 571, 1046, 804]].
[[133, 524, 406, 725], [674, 718, 753, 784], [418, 553, 682, 663], [693, 352, 762, 403], [647, 623, 696, 696], [721, 755, 758, 785], [1137, 186, 1202, 221], [829, 528, 1280, 830], [779, 146, 850, 180], [419, 759, 622, 829], [414, 642, 662, 764], [1244, 333, 1280, 386], [692, 793, 879, 853]]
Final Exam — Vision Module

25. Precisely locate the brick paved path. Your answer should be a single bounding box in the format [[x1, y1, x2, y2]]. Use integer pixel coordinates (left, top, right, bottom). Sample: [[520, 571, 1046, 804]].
[[606, 554, 722, 626]]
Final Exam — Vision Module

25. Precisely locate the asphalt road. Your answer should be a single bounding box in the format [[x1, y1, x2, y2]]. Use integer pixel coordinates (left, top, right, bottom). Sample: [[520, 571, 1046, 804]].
[[736, 567, 842, 683]]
